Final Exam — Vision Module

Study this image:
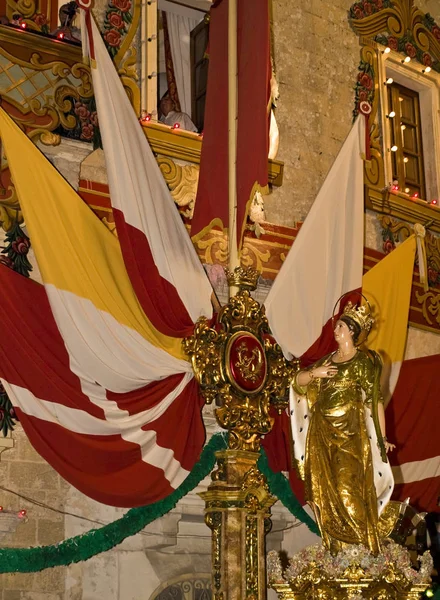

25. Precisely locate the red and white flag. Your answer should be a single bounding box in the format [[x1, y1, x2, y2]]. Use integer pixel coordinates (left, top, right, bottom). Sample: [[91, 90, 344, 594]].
[[0, 12, 213, 507], [387, 354, 440, 512]]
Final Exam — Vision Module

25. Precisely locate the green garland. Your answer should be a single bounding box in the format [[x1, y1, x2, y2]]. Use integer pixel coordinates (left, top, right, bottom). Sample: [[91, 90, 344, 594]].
[[0, 433, 318, 573], [258, 450, 320, 536]]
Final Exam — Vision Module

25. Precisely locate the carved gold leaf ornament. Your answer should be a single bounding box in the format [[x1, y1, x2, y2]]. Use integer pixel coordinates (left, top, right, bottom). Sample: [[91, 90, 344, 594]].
[[234, 342, 263, 383], [183, 267, 297, 452], [351, 0, 440, 235], [157, 156, 199, 217], [195, 231, 229, 265], [6, 0, 36, 19], [415, 289, 440, 326]]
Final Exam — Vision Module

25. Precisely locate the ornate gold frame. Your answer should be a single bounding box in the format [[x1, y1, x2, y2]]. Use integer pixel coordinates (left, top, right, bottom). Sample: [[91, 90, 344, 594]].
[[350, 0, 440, 233]]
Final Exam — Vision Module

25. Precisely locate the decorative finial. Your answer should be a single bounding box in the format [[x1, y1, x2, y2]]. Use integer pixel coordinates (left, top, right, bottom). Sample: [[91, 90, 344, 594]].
[[225, 266, 260, 291]]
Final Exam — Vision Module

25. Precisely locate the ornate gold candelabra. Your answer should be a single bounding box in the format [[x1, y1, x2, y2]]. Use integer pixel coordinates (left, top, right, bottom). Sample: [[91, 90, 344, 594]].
[[183, 266, 297, 600]]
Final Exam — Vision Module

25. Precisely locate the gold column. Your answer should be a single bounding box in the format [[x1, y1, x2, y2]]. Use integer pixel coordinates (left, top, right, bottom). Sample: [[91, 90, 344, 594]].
[[202, 451, 276, 600], [183, 267, 297, 600]]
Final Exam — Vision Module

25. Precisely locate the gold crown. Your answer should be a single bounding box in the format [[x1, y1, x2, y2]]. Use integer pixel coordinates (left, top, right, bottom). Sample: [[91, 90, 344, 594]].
[[225, 266, 260, 291], [342, 301, 374, 333]]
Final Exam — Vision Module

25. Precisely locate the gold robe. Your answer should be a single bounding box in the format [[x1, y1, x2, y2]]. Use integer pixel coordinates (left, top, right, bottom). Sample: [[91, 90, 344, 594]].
[[293, 350, 383, 554]]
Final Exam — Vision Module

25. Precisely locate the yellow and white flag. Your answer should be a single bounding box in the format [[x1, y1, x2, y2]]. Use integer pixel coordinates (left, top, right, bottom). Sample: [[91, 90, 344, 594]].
[[363, 235, 417, 403]]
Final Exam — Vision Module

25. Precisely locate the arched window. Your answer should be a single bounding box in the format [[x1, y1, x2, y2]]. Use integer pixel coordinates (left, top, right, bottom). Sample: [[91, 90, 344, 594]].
[[150, 573, 212, 600]]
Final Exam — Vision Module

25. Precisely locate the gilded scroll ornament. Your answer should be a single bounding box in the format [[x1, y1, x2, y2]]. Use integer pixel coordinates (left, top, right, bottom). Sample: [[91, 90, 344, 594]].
[[415, 289, 440, 326], [350, 0, 440, 71], [157, 157, 199, 218], [379, 215, 440, 286], [183, 266, 297, 451], [245, 515, 259, 598], [205, 512, 223, 600]]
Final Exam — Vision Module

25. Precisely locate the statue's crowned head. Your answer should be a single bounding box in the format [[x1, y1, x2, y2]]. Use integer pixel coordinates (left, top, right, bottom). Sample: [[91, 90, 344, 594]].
[[340, 301, 374, 345]]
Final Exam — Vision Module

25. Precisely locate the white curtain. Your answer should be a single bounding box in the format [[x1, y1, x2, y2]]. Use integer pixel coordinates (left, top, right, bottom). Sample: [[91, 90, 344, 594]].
[[167, 12, 200, 116]]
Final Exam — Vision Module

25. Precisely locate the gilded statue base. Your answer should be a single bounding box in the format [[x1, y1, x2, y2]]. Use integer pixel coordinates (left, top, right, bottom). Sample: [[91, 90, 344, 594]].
[[268, 542, 433, 600]]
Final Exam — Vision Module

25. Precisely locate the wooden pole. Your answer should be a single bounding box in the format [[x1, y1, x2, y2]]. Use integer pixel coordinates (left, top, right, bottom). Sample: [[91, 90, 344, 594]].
[[228, 0, 239, 297]]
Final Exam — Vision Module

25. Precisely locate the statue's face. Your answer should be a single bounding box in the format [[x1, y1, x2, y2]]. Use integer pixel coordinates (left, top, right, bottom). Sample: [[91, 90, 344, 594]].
[[333, 319, 353, 344]]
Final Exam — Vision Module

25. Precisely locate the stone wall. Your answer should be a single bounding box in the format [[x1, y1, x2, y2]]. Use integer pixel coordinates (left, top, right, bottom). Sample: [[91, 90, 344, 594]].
[[0, 428, 68, 600], [265, 0, 360, 225]]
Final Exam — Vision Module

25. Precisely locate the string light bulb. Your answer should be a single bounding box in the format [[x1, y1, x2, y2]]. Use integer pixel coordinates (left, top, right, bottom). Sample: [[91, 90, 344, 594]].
[[173, 123, 180, 130], [422, 66, 432, 73], [405, 187, 410, 193], [402, 56, 411, 63], [385, 77, 394, 85], [390, 145, 398, 152], [387, 111, 396, 118], [401, 124, 406, 130], [430, 199, 438, 206], [57, 32, 64, 39], [382, 47, 391, 54], [411, 192, 419, 199], [404, 157, 409, 163], [18, 509, 27, 518], [20, 21, 26, 28]]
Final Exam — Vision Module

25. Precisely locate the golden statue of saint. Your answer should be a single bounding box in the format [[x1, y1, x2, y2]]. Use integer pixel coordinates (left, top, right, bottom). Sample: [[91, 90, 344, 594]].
[[291, 302, 395, 555]]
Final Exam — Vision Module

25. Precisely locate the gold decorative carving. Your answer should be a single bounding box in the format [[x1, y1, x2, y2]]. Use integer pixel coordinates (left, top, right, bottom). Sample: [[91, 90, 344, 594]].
[[196, 230, 229, 265], [205, 511, 223, 598], [379, 215, 412, 242], [351, 0, 440, 61], [268, 546, 432, 600], [245, 515, 259, 598], [234, 342, 263, 383], [415, 289, 440, 326], [225, 265, 260, 290], [183, 267, 297, 452], [379, 214, 440, 277], [157, 156, 199, 218], [0, 30, 95, 228], [350, 0, 440, 233], [361, 45, 385, 192], [241, 467, 268, 494], [241, 242, 272, 274], [113, 0, 142, 68], [6, 0, 36, 19]]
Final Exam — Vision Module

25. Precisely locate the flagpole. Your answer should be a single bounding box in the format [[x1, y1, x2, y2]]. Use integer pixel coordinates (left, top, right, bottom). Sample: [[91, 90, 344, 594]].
[[228, 0, 239, 297]]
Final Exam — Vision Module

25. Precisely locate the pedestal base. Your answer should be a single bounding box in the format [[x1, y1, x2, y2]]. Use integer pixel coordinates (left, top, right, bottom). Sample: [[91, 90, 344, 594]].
[[268, 541, 433, 600]]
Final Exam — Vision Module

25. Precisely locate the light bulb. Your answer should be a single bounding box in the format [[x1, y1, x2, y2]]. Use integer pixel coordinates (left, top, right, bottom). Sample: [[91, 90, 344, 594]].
[[404, 157, 409, 163], [423, 66, 432, 73], [383, 47, 391, 54], [402, 56, 411, 63], [385, 77, 393, 85], [405, 188, 410, 193], [390, 145, 398, 152], [387, 111, 396, 118]]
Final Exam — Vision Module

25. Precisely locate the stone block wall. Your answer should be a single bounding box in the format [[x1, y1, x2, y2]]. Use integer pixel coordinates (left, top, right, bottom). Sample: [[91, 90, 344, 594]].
[[0, 427, 68, 599]]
